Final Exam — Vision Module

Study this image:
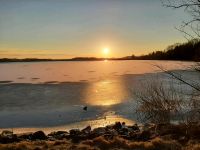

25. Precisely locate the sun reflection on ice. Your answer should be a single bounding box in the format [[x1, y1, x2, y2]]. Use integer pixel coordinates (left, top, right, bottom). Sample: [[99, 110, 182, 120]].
[[83, 78, 128, 106]]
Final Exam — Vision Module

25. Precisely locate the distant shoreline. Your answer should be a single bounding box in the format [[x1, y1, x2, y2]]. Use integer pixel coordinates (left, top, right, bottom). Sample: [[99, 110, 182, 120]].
[[1, 40, 199, 63], [0, 58, 196, 63]]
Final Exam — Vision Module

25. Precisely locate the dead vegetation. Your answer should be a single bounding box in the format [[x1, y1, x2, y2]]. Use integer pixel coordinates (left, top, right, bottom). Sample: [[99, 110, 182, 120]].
[[135, 74, 200, 125], [1, 136, 200, 150], [0, 136, 185, 150]]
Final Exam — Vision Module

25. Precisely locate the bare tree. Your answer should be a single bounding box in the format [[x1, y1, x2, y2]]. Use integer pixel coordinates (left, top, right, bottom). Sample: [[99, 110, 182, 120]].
[[160, 0, 200, 102], [155, 65, 200, 92], [161, 0, 200, 40], [135, 0, 200, 125]]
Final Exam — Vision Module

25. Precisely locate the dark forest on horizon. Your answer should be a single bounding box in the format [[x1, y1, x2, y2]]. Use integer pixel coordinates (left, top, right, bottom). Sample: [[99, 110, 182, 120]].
[[1, 39, 200, 62]]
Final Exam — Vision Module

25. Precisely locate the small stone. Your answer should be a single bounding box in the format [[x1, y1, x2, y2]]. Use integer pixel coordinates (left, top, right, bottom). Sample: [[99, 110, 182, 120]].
[[122, 122, 126, 128]]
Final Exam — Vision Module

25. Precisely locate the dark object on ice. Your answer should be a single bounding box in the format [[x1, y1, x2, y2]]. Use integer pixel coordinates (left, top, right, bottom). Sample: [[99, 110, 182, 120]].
[[83, 106, 87, 111]]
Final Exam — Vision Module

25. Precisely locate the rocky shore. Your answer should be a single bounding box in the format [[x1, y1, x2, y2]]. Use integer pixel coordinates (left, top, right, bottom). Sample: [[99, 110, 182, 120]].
[[0, 122, 200, 150]]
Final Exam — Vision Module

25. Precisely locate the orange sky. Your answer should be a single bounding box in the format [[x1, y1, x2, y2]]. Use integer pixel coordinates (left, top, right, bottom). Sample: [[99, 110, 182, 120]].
[[0, 0, 186, 59]]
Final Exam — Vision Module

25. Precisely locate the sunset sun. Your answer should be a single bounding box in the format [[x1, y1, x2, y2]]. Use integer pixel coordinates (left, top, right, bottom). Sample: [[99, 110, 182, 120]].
[[103, 48, 110, 55]]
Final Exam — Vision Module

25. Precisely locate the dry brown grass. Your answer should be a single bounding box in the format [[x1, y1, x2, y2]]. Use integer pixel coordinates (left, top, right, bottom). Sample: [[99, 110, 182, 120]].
[[0, 136, 199, 150], [82, 136, 182, 150]]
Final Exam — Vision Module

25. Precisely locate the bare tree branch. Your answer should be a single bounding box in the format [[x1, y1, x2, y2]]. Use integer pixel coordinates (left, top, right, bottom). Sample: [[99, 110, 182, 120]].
[[155, 65, 200, 92], [161, 0, 200, 39]]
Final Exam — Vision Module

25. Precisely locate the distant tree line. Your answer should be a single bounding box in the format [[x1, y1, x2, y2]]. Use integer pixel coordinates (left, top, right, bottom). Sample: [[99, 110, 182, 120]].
[[132, 39, 200, 61], [0, 58, 55, 62], [1, 40, 200, 62]]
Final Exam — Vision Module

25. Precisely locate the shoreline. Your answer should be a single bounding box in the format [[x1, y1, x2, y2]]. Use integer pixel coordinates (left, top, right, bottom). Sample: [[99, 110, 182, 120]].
[[1, 122, 200, 150], [0, 116, 135, 134]]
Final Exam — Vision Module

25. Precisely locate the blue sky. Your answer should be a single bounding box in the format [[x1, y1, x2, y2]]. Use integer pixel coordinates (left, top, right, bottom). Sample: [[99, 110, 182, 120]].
[[0, 0, 188, 58]]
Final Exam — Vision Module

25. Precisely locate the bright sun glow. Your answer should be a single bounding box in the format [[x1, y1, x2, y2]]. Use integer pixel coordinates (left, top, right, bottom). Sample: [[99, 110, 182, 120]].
[[103, 48, 109, 55]]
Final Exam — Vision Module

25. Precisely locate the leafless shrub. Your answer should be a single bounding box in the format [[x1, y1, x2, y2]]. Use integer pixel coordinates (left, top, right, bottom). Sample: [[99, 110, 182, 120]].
[[135, 77, 186, 124], [158, 64, 200, 124], [134, 73, 200, 125], [184, 90, 200, 124]]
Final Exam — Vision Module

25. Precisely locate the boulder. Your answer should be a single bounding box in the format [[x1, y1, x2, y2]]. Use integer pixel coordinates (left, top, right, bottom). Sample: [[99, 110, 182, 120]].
[[69, 129, 87, 143], [128, 124, 140, 132], [0, 130, 19, 143], [138, 130, 151, 141], [54, 131, 68, 135], [128, 131, 140, 140], [32, 131, 46, 140], [0, 134, 18, 144], [69, 129, 81, 136], [92, 127, 106, 136], [143, 123, 156, 131], [1, 130, 13, 137], [109, 129, 118, 136], [17, 132, 33, 140], [113, 122, 122, 130], [122, 122, 126, 128], [48, 131, 68, 136], [118, 128, 129, 136], [81, 126, 91, 134], [48, 131, 69, 140]]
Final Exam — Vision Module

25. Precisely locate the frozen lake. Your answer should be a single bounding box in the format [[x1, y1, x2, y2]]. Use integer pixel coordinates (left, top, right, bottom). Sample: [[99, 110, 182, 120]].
[[0, 60, 196, 133]]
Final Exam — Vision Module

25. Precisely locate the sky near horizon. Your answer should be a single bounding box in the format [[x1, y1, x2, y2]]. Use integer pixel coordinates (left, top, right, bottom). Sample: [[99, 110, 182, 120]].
[[0, 0, 188, 59]]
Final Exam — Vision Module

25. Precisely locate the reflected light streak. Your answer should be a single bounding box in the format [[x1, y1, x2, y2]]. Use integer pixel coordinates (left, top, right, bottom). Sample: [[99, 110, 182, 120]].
[[83, 78, 128, 106]]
